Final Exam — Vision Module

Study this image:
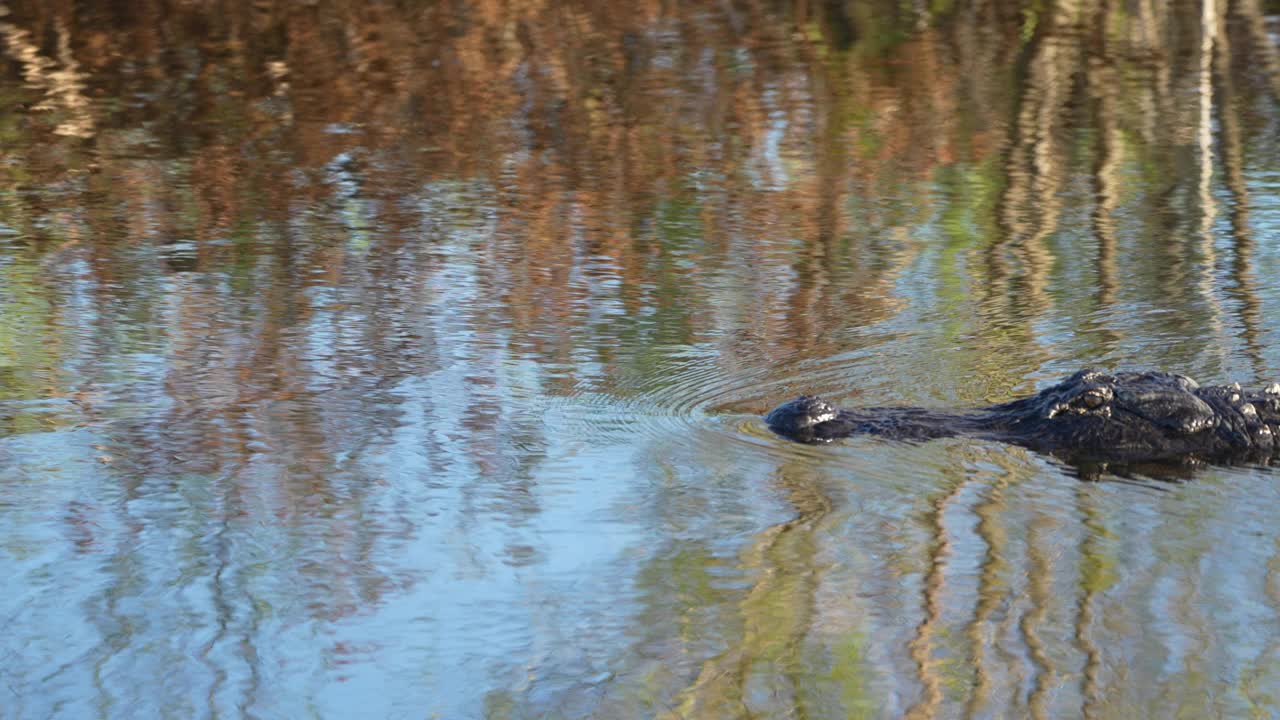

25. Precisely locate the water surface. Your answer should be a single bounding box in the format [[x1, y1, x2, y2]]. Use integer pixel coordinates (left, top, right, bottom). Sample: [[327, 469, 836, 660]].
[[2, 1, 1280, 718]]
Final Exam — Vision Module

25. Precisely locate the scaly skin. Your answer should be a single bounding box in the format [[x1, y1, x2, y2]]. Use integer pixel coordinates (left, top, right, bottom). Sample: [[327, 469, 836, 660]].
[[766, 370, 1280, 467]]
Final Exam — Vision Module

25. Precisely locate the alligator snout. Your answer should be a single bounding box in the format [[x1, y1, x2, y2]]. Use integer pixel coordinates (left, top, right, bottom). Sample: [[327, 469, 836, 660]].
[[765, 395, 838, 435]]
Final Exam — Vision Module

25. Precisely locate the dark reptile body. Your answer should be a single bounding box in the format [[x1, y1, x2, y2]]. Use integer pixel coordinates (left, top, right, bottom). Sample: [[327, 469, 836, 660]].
[[766, 369, 1280, 467]]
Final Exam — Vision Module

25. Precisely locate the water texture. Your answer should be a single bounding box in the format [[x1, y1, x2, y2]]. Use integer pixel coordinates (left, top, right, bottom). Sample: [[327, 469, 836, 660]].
[[1, 1, 1279, 718]]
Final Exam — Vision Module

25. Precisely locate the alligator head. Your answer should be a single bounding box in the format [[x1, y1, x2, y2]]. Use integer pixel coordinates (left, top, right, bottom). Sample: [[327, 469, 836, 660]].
[[765, 395, 840, 441]]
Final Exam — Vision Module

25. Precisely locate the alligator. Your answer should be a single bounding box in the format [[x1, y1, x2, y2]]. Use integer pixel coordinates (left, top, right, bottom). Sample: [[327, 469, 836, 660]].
[[766, 369, 1280, 469]]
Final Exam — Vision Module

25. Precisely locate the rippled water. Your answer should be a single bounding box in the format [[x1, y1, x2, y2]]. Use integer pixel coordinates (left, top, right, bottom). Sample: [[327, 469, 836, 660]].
[[2, 1, 1280, 718]]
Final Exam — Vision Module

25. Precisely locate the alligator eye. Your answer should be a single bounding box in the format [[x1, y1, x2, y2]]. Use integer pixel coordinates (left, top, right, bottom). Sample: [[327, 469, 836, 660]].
[[1075, 387, 1111, 409]]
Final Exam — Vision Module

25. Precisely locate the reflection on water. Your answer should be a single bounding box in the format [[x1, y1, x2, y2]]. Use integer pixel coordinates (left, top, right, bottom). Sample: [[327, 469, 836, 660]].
[[1, 0, 1279, 717]]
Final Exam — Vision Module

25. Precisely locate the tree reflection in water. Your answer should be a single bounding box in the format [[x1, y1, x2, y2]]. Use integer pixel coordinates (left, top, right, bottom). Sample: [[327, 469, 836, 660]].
[[0, 0, 1279, 718]]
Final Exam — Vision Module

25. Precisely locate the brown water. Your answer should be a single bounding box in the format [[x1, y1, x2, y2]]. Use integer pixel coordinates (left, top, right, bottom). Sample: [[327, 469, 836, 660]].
[[2, 1, 1280, 718]]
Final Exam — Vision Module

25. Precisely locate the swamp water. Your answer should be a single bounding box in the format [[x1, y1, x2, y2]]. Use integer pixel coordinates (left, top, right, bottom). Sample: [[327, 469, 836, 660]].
[[2, 1, 1280, 718]]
